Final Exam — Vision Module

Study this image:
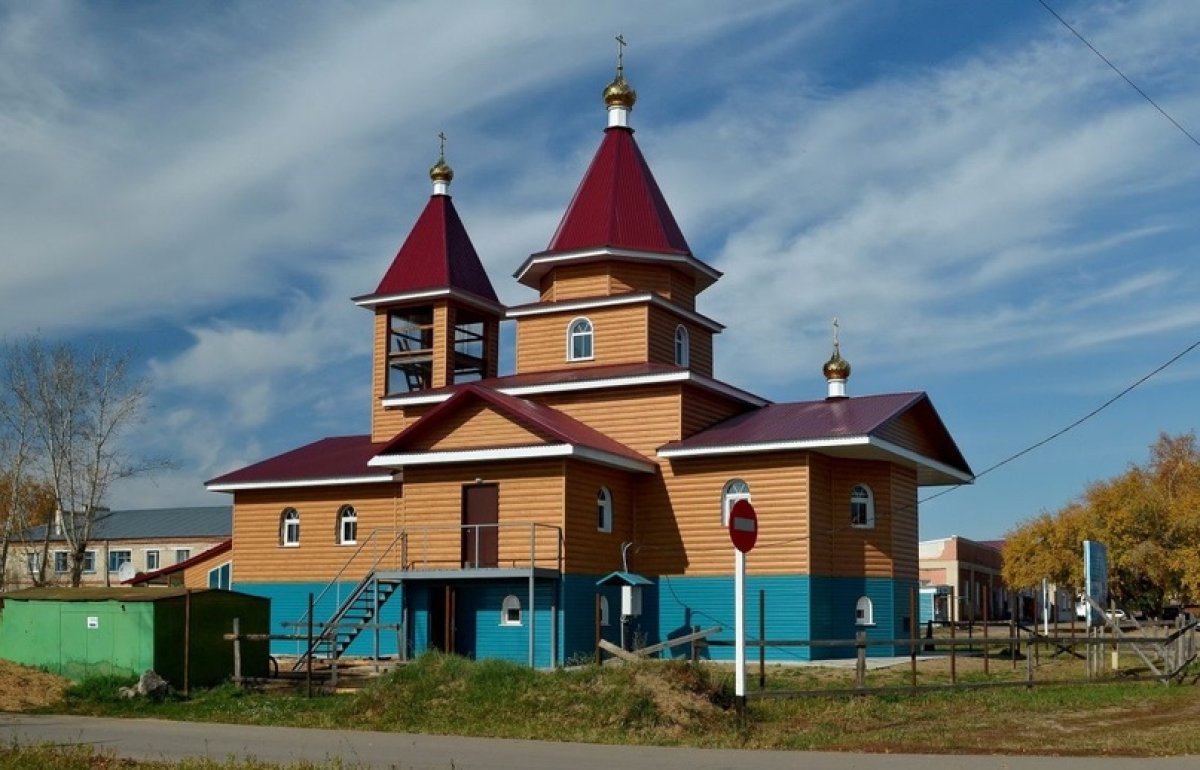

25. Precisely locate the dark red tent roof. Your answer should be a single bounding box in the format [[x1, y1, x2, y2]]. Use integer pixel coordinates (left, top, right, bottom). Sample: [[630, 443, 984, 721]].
[[357, 194, 499, 305], [546, 127, 691, 256]]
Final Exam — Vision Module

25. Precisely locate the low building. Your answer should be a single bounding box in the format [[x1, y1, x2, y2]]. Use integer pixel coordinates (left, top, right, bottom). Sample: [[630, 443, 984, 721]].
[[918, 536, 1010, 621], [3, 506, 231, 590]]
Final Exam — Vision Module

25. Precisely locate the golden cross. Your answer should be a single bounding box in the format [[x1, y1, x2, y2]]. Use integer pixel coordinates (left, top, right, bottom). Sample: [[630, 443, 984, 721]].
[[832, 318, 841, 350], [615, 33, 627, 77], [437, 131, 447, 161]]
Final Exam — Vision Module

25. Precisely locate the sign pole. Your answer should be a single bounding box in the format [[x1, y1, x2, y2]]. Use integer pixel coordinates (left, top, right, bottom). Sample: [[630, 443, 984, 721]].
[[735, 546, 746, 708]]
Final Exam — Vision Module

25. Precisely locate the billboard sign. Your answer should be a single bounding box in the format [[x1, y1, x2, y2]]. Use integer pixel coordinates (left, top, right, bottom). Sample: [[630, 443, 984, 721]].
[[1083, 540, 1108, 627]]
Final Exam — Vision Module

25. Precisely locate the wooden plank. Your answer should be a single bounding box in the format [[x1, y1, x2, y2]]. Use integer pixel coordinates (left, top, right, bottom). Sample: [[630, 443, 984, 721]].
[[598, 639, 640, 662], [633, 626, 721, 656]]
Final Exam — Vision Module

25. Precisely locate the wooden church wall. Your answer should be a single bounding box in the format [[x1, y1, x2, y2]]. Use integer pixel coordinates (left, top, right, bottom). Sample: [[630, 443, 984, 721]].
[[534, 385, 682, 458], [231, 483, 403, 583], [402, 461, 565, 571], [637, 452, 811, 577], [515, 305, 648, 373], [646, 308, 713, 377], [414, 402, 548, 452], [807, 455, 902, 579], [562, 460, 636, 575]]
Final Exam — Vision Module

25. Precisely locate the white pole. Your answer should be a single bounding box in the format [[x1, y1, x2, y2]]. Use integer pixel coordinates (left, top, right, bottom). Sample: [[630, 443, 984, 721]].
[[1042, 577, 1050, 635], [735, 547, 746, 700]]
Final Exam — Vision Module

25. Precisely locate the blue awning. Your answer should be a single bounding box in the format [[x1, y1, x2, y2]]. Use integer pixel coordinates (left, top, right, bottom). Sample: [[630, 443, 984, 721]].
[[595, 571, 653, 587]]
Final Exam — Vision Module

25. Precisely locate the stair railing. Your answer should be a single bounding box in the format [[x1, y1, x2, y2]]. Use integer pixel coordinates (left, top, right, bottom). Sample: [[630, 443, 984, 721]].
[[292, 528, 407, 636]]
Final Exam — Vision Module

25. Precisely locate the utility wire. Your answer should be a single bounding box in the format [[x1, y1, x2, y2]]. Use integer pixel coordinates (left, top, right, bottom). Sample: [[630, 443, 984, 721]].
[[921, 336, 1200, 504], [1037, 0, 1200, 150]]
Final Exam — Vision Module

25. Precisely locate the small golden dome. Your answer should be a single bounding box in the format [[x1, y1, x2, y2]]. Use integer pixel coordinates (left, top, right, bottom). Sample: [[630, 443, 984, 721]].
[[603, 75, 637, 110], [429, 158, 454, 184], [823, 345, 851, 381]]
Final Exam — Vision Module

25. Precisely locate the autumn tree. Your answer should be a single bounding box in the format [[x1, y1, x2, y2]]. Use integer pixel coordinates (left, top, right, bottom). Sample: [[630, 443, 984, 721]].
[[1002, 432, 1200, 615], [0, 335, 168, 587]]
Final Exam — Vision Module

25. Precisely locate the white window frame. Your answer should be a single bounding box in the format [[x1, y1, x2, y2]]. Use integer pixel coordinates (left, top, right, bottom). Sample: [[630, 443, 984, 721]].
[[144, 549, 161, 571], [208, 561, 232, 590], [338, 504, 358, 545], [107, 549, 132, 574], [721, 478, 751, 526], [281, 507, 300, 547], [599, 595, 611, 627], [850, 484, 875, 529], [52, 551, 70, 575], [566, 317, 594, 362], [174, 548, 191, 564], [501, 594, 522, 626], [674, 324, 690, 367], [81, 550, 97, 574], [856, 596, 875, 626], [25, 551, 41, 577], [597, 487, 613, 533]]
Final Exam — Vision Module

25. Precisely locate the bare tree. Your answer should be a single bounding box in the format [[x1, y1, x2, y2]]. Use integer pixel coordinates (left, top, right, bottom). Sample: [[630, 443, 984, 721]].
[[1, 335, 169, 586]]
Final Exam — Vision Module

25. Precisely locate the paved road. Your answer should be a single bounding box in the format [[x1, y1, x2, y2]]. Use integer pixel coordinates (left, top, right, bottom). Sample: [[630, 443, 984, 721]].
[[1, 713, 1196, 770]]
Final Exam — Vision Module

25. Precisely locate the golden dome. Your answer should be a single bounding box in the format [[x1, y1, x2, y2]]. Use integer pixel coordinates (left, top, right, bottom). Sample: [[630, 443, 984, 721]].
[[603, 75, 637, 110], [429, 158, 454, 184], [823, 344, 851, 381]]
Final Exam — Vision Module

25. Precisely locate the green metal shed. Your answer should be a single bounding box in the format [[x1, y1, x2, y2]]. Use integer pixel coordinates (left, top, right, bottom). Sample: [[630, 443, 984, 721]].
[[0, 586, 269, 688]]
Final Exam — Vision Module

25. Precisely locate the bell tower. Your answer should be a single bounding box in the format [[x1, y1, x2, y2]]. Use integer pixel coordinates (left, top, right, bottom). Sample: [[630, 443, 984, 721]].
[[354, 140, 504, 440]]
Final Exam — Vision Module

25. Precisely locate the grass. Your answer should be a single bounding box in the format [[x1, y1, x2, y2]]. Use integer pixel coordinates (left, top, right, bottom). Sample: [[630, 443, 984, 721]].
[[44, 650, 1200, 756], [0, 743, 374, 769]]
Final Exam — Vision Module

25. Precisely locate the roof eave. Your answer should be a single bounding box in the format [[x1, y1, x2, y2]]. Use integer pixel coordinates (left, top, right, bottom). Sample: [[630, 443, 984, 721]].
[[512, 247, 721, 292]]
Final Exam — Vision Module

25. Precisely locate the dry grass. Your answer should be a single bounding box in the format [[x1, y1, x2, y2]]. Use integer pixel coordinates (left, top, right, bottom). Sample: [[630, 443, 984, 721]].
[[0, 659, 71, 711]]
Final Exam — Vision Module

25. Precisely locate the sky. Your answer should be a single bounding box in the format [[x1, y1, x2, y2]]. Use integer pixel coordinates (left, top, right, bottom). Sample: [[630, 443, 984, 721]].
[[2, 0, 1199, 541]]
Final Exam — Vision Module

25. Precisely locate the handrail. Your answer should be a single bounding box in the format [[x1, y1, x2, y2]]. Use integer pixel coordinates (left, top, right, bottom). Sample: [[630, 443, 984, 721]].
[[293, 528, 405, 630]]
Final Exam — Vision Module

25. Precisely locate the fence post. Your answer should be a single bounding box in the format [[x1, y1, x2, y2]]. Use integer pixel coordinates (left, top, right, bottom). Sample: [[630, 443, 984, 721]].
[[982, 591, 990, 676], [1026, 627, 1034, 688], [949, 586, 957, 686], [855, 630, 867, 692], [758, 589, 766, 691], [594, 594, 602, 666], [909, 586, 917, 688], [232, 617, 242, 688]]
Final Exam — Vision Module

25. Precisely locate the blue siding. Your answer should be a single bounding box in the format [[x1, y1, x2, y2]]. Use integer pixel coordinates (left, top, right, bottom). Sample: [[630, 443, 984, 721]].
[[560, 575, 623, 663], [236, 581, 404, 657]]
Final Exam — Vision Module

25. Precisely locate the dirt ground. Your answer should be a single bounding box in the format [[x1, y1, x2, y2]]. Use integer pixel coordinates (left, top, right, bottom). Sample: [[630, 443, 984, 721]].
[[0, 659, 71, 711]]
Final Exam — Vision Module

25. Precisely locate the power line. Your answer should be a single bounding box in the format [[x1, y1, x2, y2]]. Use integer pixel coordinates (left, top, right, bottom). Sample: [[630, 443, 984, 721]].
[[1036, 0, 1200, 150], [921, 336, 1200, 504]]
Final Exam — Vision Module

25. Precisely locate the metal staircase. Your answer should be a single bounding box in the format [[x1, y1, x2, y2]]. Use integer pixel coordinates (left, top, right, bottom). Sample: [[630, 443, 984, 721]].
[[291, 572, 400, 670]]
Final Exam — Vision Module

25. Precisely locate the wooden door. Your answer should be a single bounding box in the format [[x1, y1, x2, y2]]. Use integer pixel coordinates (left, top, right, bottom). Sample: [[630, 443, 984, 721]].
[[461, 484, 499, 568], [428, 585, 456, 653]]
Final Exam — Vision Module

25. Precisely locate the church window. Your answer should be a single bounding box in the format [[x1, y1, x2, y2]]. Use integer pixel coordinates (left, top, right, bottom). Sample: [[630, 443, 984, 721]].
[[855, 596, 874, 626], [721, 479, 751, 526], [597, 487, 613, 533], [850, 484, 875, 528], [501, 594, 522, 626], [281, 507, 300, 547], [567, 317, 594, 361], [674, 325, 689, 367], [338, 505, 358, 545]]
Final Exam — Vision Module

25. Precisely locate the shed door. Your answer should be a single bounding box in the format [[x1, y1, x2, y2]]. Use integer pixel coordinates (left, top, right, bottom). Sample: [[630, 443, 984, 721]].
[[461, 484, 498, 568]]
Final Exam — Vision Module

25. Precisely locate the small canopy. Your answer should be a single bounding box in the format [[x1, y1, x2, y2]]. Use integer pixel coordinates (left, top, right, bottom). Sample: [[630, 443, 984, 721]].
[[596, 571, 653, 587]]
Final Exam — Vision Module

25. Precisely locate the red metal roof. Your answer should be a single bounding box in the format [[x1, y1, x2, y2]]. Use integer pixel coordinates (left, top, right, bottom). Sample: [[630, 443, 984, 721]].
[[123, 539, 232, 586], [546, 127, 691, 256], [378, 384, 651, 468], [205, 435, 394, 488], [359, 194, 499, 305], [662, 392, 972, 479]]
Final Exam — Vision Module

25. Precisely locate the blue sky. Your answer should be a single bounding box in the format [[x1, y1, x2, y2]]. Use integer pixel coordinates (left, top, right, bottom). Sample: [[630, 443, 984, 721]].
[[3, 1, 1199, 541]]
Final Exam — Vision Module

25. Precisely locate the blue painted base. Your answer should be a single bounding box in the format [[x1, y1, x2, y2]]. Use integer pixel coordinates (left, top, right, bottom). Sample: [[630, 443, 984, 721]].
[[235, 574, 917, 665]]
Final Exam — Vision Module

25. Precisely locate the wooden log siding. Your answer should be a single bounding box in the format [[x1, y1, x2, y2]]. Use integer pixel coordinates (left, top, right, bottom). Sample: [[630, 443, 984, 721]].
[[536, 262, 697, 310], [874, 407, 944, 460], [411, 402, 550, 452], [646, 307, 713, 376], [402, 461, 565, 571], [807, 455, 908, 579], [562, 461, 635, 575], [230, 483, 403, 583], [515, 304, 649, 373], [636, 452, 811, 577], [183, 548, 234, 589], [889, 466, 919, 581], [680, 386, 751, 439], [534, 385, 682, 458]]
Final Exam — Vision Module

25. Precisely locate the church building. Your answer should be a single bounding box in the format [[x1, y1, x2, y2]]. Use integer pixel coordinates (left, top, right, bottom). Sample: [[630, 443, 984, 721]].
[[206, 56, 973, 667]]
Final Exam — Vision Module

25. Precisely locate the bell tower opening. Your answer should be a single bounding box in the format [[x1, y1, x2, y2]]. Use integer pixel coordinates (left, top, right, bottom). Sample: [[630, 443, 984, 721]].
[[387, 306, 435, 393]]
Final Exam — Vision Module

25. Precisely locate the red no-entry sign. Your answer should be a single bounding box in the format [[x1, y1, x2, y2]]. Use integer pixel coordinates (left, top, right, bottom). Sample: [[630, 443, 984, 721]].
[[728, 499, 758, 553]]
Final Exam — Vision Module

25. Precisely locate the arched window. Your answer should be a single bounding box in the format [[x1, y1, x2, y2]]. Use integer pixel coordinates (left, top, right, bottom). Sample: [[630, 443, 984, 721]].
[[597, 487, 613, 533], [855, 596, 875, 626], [501, 594, 522, 626], [721, 479, 751, 526], [674, 325, 690, 367], [567, 317, 594, 361], [599, 595, 611, 627], [850, 484, 875, 528], [338, 505, 358, 545], [280, 508, 300, 547]]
